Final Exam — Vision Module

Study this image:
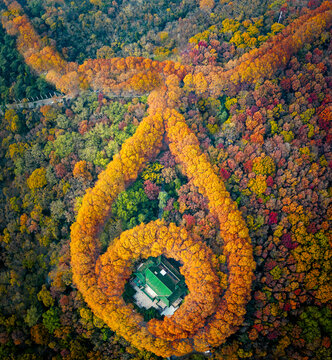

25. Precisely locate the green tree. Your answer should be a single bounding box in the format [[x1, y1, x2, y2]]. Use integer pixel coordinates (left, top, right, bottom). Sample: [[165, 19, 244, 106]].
[[24, 306, 40, 327], [112, 181, 158, 230], [42, 307, 60, 334]]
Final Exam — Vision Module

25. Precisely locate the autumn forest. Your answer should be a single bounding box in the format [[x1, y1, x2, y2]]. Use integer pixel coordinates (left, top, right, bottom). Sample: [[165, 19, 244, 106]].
[[0, 0, 331, 359]]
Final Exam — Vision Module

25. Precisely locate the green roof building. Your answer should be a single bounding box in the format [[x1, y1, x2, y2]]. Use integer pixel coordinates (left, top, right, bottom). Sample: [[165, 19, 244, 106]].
[[133, 255, 188, 311]]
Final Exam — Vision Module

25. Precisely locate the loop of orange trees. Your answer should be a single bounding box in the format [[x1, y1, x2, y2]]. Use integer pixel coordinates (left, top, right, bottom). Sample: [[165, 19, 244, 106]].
[[70, 87, 256, 355]]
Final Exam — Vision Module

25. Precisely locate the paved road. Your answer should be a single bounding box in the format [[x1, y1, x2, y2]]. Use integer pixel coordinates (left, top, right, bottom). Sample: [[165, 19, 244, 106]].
[[1, 90, 147, 115], [0, 93, 69, 115], [7, 96, 68, 109]]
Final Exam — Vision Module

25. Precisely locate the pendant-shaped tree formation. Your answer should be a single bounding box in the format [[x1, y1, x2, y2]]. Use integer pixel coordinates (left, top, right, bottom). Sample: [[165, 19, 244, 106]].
[[2, 0, 332, 357], [69, 88, 256, 356]]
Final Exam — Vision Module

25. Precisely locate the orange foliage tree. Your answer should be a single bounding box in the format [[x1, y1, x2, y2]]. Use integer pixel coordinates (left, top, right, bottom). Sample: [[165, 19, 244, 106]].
[[3, 1, 331, 97], [199, 0, 215, 11], [2, 1, 68, 78], [203, 1, 332, 96]]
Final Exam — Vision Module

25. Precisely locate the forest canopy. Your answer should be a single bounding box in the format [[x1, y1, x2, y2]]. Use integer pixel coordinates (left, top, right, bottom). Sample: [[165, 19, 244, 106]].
[[0, 1, 331, 359]]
